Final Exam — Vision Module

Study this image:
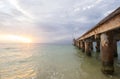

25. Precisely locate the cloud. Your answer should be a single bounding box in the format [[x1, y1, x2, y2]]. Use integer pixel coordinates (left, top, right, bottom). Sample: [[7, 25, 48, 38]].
[[8, 0, 34, 19], [0, 0, 119, 43]]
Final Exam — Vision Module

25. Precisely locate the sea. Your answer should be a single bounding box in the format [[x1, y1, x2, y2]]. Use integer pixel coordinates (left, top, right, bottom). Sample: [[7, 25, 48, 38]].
[[0, 43, 120, 79]]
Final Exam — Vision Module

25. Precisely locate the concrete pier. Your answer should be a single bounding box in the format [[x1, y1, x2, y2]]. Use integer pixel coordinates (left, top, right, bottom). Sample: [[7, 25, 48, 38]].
[[79, 41, 81, 49], [113, 40, 118, 57], [85, 41, 92, 56], [81, 41, 85, 52], [101, 33, 114, 74], [73, 7, 120, 75], [96, 40, 100, 52]]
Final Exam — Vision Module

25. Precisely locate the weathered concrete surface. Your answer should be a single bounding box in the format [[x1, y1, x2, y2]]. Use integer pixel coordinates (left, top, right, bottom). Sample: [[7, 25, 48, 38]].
[[85, 41, 92, 56], [96, 40, 100, 52], [81, 41, 85, 52], [101, 33, 114, 75], [79, 41, 81, 49], [76, 41, 79, 47], [113, 40, 118, 57]]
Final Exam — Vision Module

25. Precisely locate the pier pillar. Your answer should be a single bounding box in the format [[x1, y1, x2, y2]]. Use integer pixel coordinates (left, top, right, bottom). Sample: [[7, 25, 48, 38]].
[[101, 33, 114, 74], [113, 40, 118, 57], [81, 41, 85, 52], [79, 41, 81, 49], [96, 40, 100, 52], [78, 41, 80, 48], [80, 41, 82, 49], [85, 41, 92, 56], [77, 41, 79, 48], [73, 39, 76, 46]]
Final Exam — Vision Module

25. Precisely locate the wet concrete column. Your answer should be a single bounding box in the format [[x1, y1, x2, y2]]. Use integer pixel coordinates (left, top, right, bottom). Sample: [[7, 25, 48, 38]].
[[80, 41, 82, 49], [85, 41, 92, 56], [96, 40, 100, 52], [81, 41, 85, 52], [79, 41, 81, 49], [101, 33, 114, 74], [77, 41, 79, 48], [78, 41, 80, 48], [73, 39, 76, 46], [113, 40, 118, 57]]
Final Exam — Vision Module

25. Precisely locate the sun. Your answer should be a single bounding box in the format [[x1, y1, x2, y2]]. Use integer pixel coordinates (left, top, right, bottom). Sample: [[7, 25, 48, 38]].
[[0, 34, 33, 43], [7, 35, 32, 43]]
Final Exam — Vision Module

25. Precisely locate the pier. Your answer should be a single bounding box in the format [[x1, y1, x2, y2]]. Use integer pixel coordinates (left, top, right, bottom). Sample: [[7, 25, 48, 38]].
[[74, 7, 120, 75]]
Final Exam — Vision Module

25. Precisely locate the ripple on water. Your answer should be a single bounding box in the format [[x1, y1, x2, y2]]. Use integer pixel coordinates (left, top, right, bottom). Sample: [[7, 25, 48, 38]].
[[0, 44, 120, 79]]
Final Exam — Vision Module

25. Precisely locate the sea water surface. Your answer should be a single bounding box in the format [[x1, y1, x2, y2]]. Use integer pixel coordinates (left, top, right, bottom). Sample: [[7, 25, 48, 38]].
[[0, 43, 120, 79]]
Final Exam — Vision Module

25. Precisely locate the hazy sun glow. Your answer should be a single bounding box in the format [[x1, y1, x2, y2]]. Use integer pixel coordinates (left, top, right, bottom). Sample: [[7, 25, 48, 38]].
[[0, 34, 32, 43]]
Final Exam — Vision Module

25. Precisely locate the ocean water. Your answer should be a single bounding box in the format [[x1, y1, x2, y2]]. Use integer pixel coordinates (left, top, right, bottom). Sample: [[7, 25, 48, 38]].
[[0, 43, 120, 79]]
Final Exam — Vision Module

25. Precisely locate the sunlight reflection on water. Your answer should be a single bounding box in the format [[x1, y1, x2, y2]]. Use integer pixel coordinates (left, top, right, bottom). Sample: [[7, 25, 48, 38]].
[[0, 44, 36, 79], [0, 44, 120, 79]]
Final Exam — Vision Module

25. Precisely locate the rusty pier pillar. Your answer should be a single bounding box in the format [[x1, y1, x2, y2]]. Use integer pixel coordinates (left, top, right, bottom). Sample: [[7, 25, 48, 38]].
[[80, 41, 82, 49], [76, 41, 79, 48], [113, 40, 118, 57], [96, 40, 100, 52], [81, 41, 85, 52], [85, 41, 92, 56], [79, 41, 81, 49], [101, 33, 114, 75]]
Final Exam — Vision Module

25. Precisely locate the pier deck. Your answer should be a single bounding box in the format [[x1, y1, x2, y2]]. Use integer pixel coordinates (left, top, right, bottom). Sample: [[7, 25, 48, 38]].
[[74, 7, 120, 75]]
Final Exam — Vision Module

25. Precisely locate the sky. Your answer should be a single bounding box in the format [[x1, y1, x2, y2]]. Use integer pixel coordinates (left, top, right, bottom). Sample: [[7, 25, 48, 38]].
[[0, 0, 120, 44]]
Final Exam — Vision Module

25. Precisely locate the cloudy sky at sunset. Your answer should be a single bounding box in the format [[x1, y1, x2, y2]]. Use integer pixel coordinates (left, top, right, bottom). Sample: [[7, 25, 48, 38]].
[[0, 0, 120, 43]]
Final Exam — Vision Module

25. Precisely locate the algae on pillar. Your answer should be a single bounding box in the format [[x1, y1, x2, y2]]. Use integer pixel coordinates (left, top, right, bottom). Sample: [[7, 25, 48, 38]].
[[101, 33, 114, 75]]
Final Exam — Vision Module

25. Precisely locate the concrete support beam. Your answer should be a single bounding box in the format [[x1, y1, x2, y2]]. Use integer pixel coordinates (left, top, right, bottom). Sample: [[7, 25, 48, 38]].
[[96, 40, 100, 52], [79, 41, 81, 49], [78, 41, 80, 48], [81, 41, 85, 52], [85, 41, 92, 56], [113, 40, 118, 57], [80, 41, 82, 49], [76, 41, 79, 48], [101, 33, 114, 74]]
